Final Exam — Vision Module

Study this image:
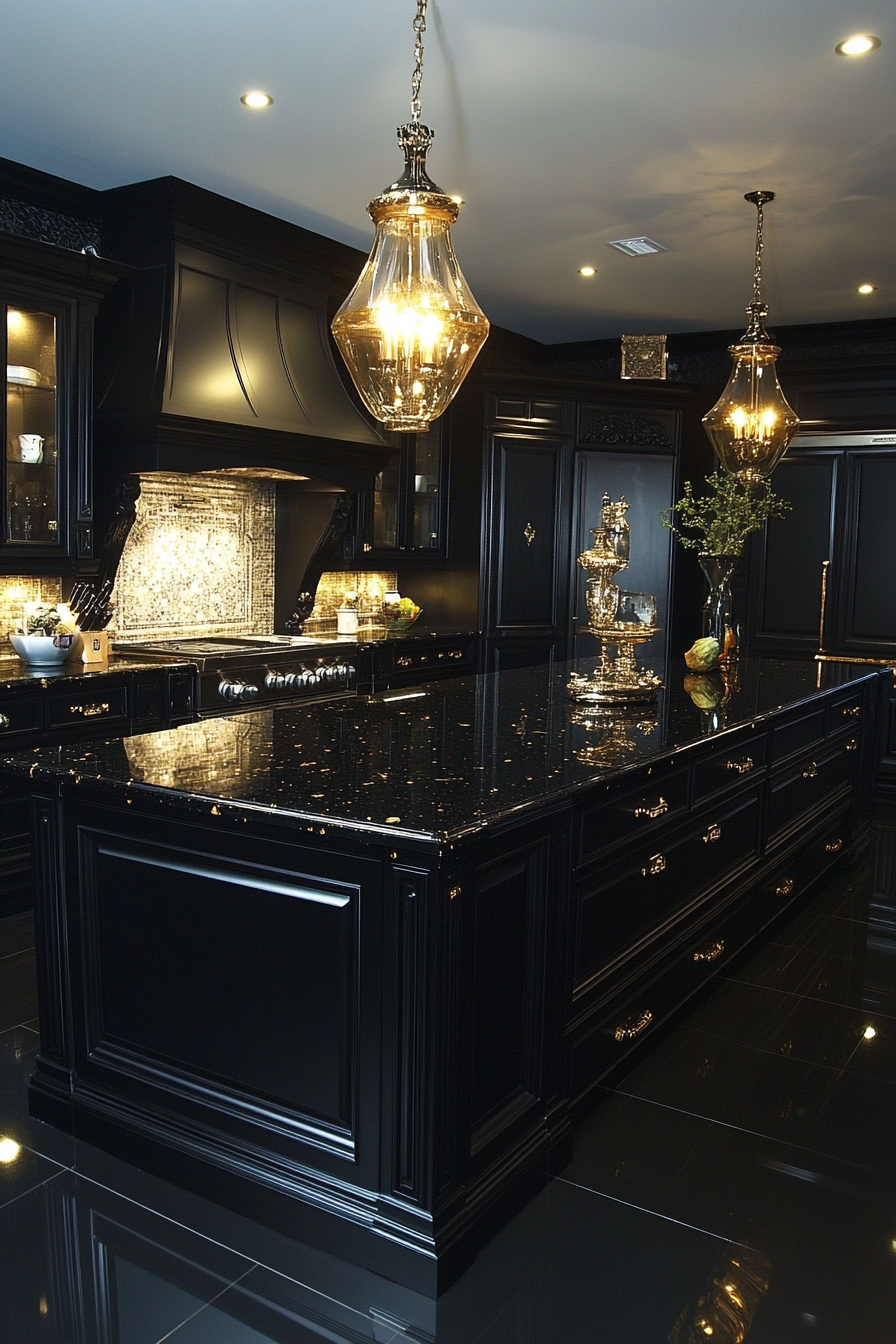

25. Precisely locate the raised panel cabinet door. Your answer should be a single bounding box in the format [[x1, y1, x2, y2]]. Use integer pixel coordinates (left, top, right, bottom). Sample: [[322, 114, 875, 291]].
[[486, 432, 570, 634], [838, 451, 896, 658], [749, 451, 840, 656]]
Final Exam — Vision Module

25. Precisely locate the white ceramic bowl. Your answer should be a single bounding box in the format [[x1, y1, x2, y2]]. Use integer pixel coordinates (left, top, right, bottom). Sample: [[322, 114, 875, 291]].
[[8, 632, 75, 666]]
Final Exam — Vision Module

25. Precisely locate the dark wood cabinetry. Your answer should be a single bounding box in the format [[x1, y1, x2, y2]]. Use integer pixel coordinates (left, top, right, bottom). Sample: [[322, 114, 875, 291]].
[[480, 391, 682, 672], [13, 660, 883, 1291], [0, 235, 126, 573]]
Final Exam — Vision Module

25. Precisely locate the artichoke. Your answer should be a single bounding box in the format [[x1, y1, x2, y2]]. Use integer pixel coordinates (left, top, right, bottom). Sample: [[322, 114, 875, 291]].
[[684, 636, 721, 671], [683, 673, 725, 709]]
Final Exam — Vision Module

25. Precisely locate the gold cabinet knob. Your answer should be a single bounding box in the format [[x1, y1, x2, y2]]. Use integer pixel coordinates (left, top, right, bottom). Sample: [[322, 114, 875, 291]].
[[634, 797, 668, 820], [726, 757, 754, 774], [775, 877, 795, 898], [824, 838, 844, 854], [702, 823, 722, 844], [641, 853, 666, 877], [693, 940, 725, 963], [69, 702, 110, 718], [614, 1009, 653, 1042], [802, 762, 819, 779]]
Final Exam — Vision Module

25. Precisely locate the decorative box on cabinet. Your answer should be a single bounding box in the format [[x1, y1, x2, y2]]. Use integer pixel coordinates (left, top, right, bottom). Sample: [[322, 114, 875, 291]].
[[1, 234, 127, 573]]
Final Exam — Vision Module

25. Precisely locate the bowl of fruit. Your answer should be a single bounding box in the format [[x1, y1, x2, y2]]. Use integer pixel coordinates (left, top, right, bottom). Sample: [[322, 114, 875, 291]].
[[383, 597, 422, 632], [8, 603, 78, 666]]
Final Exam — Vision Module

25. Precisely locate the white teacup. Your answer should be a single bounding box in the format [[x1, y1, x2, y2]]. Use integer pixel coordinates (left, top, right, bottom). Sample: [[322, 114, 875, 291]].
[[18, 434, 44, 463]]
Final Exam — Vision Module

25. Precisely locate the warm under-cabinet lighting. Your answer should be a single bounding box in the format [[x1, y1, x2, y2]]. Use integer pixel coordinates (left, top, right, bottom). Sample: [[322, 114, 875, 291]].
[[332, 0, 488, 431]]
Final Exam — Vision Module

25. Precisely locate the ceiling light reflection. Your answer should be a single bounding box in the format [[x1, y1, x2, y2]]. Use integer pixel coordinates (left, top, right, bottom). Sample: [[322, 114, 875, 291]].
[[863, 1025, 877, 1040], [0, 1137, 22, 1163]]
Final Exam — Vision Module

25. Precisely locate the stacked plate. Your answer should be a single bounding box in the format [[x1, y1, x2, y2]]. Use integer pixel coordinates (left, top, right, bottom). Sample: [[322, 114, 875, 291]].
[[7, 365, 41, 387]]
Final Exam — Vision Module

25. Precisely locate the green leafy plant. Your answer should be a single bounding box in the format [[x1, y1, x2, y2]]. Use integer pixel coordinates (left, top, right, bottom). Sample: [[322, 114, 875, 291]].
[[661, 469, 791, 556]]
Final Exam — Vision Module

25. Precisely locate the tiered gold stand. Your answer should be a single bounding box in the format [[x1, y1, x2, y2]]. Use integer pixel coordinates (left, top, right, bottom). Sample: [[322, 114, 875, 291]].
[[568, 493, 663, 704]]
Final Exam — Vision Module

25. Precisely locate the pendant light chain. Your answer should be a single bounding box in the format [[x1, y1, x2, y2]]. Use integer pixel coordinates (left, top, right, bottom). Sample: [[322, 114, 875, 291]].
[[752, 198, 765, 307], [410, 0, 428, 124]]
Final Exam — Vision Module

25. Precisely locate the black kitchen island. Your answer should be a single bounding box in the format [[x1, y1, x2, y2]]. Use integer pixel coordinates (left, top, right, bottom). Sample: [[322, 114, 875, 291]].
[[2, 656, 887, 1292]]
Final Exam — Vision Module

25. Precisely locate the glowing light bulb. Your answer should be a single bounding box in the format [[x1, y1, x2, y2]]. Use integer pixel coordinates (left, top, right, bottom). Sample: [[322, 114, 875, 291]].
[[863, 1025, 877, 1040], [240, 91, 273, 108], [836, 35, 881, 56], [579, 266, 596, 277]]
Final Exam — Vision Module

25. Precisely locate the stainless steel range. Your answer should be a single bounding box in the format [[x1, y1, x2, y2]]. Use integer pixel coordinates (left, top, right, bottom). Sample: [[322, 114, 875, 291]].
[[115, 635, 357, 718]]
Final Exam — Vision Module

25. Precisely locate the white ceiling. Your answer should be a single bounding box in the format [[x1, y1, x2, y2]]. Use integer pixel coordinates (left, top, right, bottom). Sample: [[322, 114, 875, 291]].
[[1, 0, 892, 342]]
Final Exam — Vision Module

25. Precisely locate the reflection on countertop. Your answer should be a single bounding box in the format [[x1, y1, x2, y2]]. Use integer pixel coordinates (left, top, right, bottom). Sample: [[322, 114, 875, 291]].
[[0, 655, 878, 841]]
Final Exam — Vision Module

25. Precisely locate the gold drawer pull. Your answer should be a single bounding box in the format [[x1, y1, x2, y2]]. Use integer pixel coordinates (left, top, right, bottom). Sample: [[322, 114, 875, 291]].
[[634, 797, 668, 820], [614, 1009, 653, 1042], [842, 705, 861, 718], [0, 713, 9, 730], [694, 940, 725, 964], [702, 823, 722, 844], [776, 877, 795, 898], [726, 757, 754, 774], [802, 762, 819, 779], [641, 853, 666, 877], [845, 739, 857, 752], [70, 702, 110, 718], [396, 656, 412, 667], [824, 838, 844, 854]]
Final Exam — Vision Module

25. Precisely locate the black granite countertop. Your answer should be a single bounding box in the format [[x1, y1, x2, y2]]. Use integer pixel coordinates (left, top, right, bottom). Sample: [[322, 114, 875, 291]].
[[0, 656, 881, 844]]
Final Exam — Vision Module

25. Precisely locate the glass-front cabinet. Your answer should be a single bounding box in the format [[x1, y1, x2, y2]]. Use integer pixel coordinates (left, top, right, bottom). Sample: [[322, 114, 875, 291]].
[[0, 235, 125, 573], [6, 304, 60, 548], [366, 422, 447, 556]]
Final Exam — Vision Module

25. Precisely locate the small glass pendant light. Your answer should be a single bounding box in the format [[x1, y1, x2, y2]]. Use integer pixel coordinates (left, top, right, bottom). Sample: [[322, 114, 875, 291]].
[[702, 192, 799, 483], [332, 0, 489, 432]]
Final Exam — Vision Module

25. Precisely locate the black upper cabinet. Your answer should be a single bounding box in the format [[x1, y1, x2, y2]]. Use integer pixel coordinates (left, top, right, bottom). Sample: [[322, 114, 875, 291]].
[[749, 432, 896, 662], [1, 235, 126, 574], [358, 420, 448, 559]]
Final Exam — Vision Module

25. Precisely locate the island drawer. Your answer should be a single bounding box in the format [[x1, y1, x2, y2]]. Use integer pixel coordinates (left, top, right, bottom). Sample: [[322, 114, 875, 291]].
[[575, 766, 689, 864], [691, 729, 767, 802], [767, 739, 854, 840], [771, 708, 827, 764], [572, 790, 760, 998], [46, 681, 130, 733], [0, 695, 42, 744], [568, 892, 757, 1103]]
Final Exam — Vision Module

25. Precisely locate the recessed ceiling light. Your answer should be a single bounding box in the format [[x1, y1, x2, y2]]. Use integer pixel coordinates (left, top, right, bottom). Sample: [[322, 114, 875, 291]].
[[0, 1137, 21, 1163], [607, 237, 667, 257], [836, 34, 881, 56], [240, 91, 274, 109], [857, 283, 877, 295], [579, 266, 596, 277]]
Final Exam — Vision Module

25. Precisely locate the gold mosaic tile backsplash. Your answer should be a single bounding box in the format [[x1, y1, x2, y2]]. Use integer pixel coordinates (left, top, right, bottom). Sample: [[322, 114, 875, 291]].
[[110, 474, 276, 640], [302, 570, 398, 635], [1, 576, 62, 646]]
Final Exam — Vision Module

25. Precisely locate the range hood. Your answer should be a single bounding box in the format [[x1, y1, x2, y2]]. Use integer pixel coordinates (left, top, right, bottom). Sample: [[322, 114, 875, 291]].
[[94, 177, 389, 493]]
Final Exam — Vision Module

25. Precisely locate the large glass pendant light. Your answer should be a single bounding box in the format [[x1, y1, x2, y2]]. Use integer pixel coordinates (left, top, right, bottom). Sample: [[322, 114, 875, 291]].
[[332, 0, 489, 432], [702, 191, 799, 483]]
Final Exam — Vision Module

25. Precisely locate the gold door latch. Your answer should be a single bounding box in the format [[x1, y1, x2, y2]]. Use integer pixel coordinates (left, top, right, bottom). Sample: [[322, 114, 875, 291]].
[[726, 757, 754, 774], [70, 702, 110, 718], [702, 823, 722, 844], [614, 1009, 653, 1042], [641, 853, 666, 877], [693, 940, 725, 963], [523, 522, 536, 546], [634, 797, 668, 820]]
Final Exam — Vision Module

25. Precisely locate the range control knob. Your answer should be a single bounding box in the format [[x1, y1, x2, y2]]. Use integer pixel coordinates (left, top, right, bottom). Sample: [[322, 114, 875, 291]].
[[218, 675, 260, 703]]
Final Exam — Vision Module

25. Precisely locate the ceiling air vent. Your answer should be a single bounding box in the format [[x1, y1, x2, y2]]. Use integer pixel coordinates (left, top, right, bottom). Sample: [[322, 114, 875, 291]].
[[607, 237, 667, 256]]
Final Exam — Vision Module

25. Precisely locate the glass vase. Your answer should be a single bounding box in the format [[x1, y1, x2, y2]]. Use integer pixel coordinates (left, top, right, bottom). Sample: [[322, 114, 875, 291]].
[[699, 554, 738, 661]]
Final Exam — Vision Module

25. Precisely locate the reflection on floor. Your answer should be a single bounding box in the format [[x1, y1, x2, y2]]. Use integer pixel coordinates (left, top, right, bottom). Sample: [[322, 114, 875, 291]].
[[3, 810, 896, 1342]]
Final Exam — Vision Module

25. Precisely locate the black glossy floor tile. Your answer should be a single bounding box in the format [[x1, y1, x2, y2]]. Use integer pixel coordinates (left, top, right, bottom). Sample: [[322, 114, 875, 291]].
[[0, 1144, 64, 1209], [684, 975, 896, 1080], [0, 1023, 75, 1168], [0, 911, 34, 961], [616, 1022, 896, 1176], [0, 948, 39, 1031]]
